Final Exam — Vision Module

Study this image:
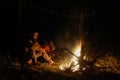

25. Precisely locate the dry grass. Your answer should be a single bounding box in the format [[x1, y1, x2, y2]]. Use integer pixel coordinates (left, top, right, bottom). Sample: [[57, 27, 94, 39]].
[[1, 50, 120, 80], [94, 51, 120, 74]]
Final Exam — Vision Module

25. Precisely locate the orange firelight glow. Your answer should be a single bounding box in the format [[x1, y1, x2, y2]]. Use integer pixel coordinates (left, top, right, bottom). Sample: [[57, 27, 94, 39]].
[[59, 41, 82, 72]]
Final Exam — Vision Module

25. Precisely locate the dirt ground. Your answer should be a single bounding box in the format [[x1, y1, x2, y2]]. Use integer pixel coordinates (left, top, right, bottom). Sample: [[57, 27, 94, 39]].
[[0, 62, 120, 80]]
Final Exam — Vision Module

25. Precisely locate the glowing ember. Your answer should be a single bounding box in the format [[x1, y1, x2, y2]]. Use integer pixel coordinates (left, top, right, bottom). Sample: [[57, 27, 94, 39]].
[[83, 67, 86, 70], [83, 56, 86, 60], [59, 65, 64, 70]]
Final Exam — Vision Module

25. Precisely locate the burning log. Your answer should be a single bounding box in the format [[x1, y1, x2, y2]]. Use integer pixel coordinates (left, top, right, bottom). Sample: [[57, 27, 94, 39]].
[[65, 48, 79, 59], [64, 48, 84, 70], [64, 48, 101, 71]]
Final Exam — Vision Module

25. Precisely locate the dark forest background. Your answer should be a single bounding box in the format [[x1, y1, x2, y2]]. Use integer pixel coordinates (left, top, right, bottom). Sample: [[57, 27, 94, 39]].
[[0, 0, 120, 55]]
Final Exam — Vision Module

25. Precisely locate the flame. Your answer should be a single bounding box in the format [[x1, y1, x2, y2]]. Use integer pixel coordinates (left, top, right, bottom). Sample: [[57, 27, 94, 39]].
[[73, 46, 81, 57], [59, 65, 64, 70], [59, 62, 72, 70], [59, 42, 82, 72], [83, 56, 86, 60], [83, 67, 86, 70], [71, 64, 80, 72], [71, 45, 81, 72]]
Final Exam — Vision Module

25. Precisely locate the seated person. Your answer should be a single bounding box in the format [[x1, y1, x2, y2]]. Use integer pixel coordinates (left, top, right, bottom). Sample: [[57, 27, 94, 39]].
[[24, 31, 54, 65]]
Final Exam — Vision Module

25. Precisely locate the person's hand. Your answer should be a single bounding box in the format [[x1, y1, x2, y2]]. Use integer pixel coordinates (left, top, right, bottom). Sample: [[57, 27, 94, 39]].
[[27, 59, 32, 65], [49, 60, 54, 65]]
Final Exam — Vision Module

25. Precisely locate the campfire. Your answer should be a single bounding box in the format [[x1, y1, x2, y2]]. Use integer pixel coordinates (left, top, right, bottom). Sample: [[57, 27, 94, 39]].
[[59, 41, 84, 72]]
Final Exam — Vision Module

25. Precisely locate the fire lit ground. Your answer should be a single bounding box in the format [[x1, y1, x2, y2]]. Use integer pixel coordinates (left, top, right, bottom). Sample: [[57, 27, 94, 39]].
[[1, 0, 120, 80]]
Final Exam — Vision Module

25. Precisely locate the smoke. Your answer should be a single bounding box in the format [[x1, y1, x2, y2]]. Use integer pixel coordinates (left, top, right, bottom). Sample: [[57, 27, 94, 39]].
[[54, 25, 81, 52]]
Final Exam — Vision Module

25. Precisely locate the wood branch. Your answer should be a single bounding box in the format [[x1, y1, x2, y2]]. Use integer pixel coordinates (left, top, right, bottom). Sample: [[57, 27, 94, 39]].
[[65, 48, 79, 59]]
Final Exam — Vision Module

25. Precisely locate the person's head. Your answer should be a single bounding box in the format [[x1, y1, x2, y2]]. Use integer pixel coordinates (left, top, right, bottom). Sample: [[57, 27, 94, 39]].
[[33, 31, 38, 40]]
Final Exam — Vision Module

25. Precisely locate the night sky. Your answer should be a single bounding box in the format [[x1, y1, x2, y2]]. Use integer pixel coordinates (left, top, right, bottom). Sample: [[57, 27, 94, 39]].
[[1, 0, 120, 53]]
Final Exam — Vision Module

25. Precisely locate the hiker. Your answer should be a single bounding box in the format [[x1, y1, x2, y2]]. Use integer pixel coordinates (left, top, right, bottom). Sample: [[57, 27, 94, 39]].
[[24, 31, 54, 65]]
